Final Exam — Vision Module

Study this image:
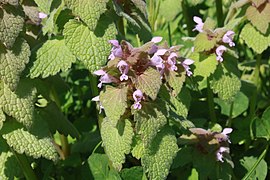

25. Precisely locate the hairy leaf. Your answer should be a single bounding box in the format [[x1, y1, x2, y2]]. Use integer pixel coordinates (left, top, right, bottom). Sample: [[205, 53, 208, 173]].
[[192, 54, 218, 79], [100, 86, 128, 125], [194, 33, 217, 52], [3, 128, 58, 161], [240, 23, 270, 54], [22, 5, 40, 25], [246, 3, 270, 34], [211, 74, 241, 102], [131, 136, 144, 159], [0, 38, 30, 91], [66, 0, 109, 30], [0, 82, 35, 128], [170, 96, 188, 118], [165, 70, 186, 97], [33, 0, 52, 14], [141, 127, 178, 180], [0, 109, 5, 130], [134, 103, 167, 148], [30, 38, 76, 78], [0, 5, 24, 48], [134, 67, 162, 100], [101, 118, 134, 171], [64, 20, 117, 72]]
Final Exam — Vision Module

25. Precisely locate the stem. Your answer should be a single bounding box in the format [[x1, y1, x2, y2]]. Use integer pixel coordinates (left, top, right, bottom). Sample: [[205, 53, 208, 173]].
[[207, 79, 217, 123], [224, 0, 250, 24], [136, 34, 141, 47], [92, 141, 102, 154], [242, 145, 268, 180], [168, 22, 172, 46], [12, 149, 38, 180], [118, 17, 125, 38], [149, 0, 155, 31], [216, 0, 223, 27], [227, 102, 234, 127], [60, 134, 70, 159], [182, 0, 193, 36]]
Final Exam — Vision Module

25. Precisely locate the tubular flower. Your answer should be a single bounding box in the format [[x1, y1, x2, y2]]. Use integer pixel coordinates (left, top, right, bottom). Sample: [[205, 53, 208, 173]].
[[93, 69, 114, 88], [149, 36, 163, 54], [108, 40, 123, 60], [91, 96, 104, 113], [117, 60, 129, 81], [168, 52, 178, 71], [216, 45, 227, 62], [216, 147, 230, 162], [222, 30, 235, 47], [216, 128, 233, 143], [38, 12, 48, 19], [193, 16, 204, 32], [181, 58, 194, 76], [133, 89, 144, 110]]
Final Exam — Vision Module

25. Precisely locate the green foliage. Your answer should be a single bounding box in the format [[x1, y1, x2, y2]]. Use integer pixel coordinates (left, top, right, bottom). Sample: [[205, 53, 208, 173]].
[[194, 33, 217, 52], [63, 20, 117, 72], [159, 0, 182, 21], [101, 118, 134, 171], [254, 107, 270, 140], [240, 156, 267, 180], [141, 127, 178, 180], [0, 151, 22, 179], [134, 67, 162, 100], [30, 38, 76, 78], [121, 166, 146, 180], [165, 70, 186, 96], [240, 23, 270, 54], [0, 0, 18, 6], [100, 86, 128, 125]]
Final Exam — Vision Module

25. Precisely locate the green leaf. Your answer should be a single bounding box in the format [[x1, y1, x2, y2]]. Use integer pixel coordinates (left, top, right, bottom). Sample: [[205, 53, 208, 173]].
[[131, 136, 144, 159], [187, 0, 203, 6], [134, 67, 162, 100], [255, 106, 270, 140], [215, 92, 249, 118], [101, 118, 134, 171], [22, 5, 40, 25], [0, 5, 24, 48], [63, 20, 117, 72], [0, 0, 18, 6], [0, 38, 30, 91], [0, 151, 23, 179], [33, 0, 52, 14], [240, 156, 267, 180], [170, 96, 188, 118], [246, 3, 270, 34], [0, 109, 5, 130], [134, 103, 167, 148], [141, 127, 178, 180], [211, 74, 241, 102], [0, 82, 35, 128], [30, 38, 76, 78], [2, 128, 58, 161], [194, 33, 217, 52], [159, 0, 182, 21], [100, 86, 128, 125], [240, 23, 270, 54], [121, 166, 145, 180], [164, 70, 186, 97], [66, 0, 108, 30], [88, 153, 110, 180]]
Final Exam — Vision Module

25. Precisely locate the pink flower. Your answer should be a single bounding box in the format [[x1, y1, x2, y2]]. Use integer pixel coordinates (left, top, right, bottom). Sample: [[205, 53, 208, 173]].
[[108, 40, 123, 60], [216, 45, 227, 62], [117, 60, 129, 81], [133, 89, 144, 110], [181, 59, 194, 76], [93, 69, 114, 88], [216, 147, 229, 162], [219, 128, 233, 143], [168, 52, 178, 71], [148, 36, 163, 54], [193, 16, 204, 32], [91, 96, 104, 113], [38, 12, 47, 19], [222, 30, 235, 47]]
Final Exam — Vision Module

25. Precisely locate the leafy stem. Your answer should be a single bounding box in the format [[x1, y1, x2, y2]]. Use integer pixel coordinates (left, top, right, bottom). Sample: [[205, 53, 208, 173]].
[[207, 78, 217, 123]]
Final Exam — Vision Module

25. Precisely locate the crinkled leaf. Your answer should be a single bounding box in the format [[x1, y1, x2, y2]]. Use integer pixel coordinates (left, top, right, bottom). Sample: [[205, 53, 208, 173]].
[[240, 23, 270, 54], [164, 70, 186, 97], [194, 33, 217, 52], [170, 96, 188, 118], [101, 118, 134, 171], [66, 0, 108, 30], [22, 5, 40, 25], [0, 151, 22, 179], [134, 67, 162, 100], [0, 82, 35, 128], [131, 136, 144, 159], [33, 0, 52, 14], [192, 54, 218, 79], [30, 38, 76, 78], [211, 74, 241, 102], [0, 38, 30, 91], [0, 5, 24, 48], [134, 103, 167, 148], [100, 86, 128, 125], [215, 92, 249, 118], [141, 127, 178, 180], [63, 20, 117, 72], [255, 106, 270, 140], [2, 128, 58, 161], [0, 109, 5, 130], [0, 0, 18, 6], [246, 4, 270, 34]]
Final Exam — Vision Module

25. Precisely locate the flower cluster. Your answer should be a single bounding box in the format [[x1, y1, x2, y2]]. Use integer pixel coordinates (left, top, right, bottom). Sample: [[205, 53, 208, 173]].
[[189, 127, 233, 163], [193, 16, 235, 62], [92, 37, 194, 111]]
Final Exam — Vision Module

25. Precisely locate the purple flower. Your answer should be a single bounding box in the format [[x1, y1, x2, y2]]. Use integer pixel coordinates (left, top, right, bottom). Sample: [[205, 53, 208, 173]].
[[108, 40, 123, 60], [216, 45, 227, 62], [220, 128, 233, 143], [168, 52, 178, 71], [151, 36, 163, 43], [117, 60, 129, 81], [181, 59, 194, 76], [148, 37, 163, 54], [150, 55, 165, 75], [91, 96, 104, 113], [216, 147, 229, 162], [222, 30, 235, 47], [193, 16, 204, 32], [93, 69, 114, 88], [133, 89, 143, 110], [38, 12, 48, 19]]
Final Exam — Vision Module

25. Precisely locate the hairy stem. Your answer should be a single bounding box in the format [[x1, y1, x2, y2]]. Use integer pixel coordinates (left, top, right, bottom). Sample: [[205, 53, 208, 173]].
[[12, 149, 38, 180], [216, 0, 223, 27], [207, 79, 217, 123]]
